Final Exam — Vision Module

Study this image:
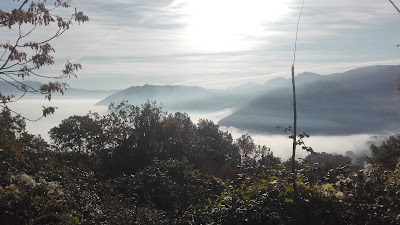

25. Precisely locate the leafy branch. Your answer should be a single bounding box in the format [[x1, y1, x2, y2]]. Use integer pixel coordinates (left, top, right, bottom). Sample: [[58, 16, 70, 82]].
[[0, 0, 88, 117], [276, 125, 314, 155]]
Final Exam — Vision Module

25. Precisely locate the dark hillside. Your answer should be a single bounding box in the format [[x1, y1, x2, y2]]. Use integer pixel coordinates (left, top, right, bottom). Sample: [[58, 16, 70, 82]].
[[219, 65, 400, 135]]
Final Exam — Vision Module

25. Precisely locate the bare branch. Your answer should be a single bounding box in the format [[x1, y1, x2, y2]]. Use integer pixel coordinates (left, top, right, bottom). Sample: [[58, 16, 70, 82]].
[[0, 104, 44, 122], [0, 76, 39, 94], [20, 23, 38, 39], [29, 70, 66, 79], [35, 27, 67, 45], [0, 36, 23, 70], [1, 90, 27, 103], [0, 47, 7, 60]]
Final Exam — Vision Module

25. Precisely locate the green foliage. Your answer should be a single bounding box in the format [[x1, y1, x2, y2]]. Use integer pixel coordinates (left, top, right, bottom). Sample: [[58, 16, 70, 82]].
[[195, 119, 241, 171], [0, 106, 47, 152], [236, 134, 281, 169], [301, 152, 352, 182], [369, 135, 400, 170], [114, 158, 224, 224], [50, 101, 241, 176], [187, 169, 347, 225], [236, 133, 257, 167], [1, 106, 400, 225]]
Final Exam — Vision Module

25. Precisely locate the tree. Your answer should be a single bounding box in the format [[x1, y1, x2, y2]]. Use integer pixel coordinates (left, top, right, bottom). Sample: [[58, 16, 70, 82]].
[[0, 0, 88, 120], [257, 145, 281, 168], [50, 114, 103, 155], [196, 119, 241, 170], [0, 106, 47, 153], [369, 135, 400, 170], [116, 158, 224, 224], [49, 113, 107, 172], [236, 134, 257, 167]]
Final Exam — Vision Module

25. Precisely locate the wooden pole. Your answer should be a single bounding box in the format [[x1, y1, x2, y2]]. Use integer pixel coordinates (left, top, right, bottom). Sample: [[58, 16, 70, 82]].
[[291, 65, 297, 187]]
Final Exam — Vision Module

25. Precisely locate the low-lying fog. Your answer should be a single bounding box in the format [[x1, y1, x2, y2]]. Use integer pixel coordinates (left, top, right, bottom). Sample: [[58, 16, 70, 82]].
[[6, 99, 390, 160]]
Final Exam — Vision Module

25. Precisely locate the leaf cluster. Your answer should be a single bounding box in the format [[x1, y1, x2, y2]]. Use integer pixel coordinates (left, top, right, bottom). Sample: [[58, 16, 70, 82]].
[[0, 0, 88, 120], [1, 105, 400, 225]]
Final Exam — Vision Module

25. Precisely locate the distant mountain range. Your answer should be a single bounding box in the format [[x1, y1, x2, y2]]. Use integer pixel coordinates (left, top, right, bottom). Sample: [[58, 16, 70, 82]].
[[219, 65, 400, 135], [4, 65, 400, 135], [94, 83, 268, 112], [95, 64, 400, 135], [0, 81, 119, 99]]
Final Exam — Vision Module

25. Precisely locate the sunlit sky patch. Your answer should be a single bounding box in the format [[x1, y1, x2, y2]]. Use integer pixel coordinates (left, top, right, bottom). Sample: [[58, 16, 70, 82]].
[[1, 0, 400, 89], [182, 0, 292, 52]]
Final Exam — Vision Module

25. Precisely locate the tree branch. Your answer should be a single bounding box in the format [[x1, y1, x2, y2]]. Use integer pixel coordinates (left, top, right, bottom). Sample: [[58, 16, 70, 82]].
[[0, 0, 88, 118], [0, 0, 29, 26], [0, 47, 8, 61], [0, 104, 44, 122], [20, 23, 38, 39], [2, 91, 27, 103], [0, 36, 23, 70], [0, 76, 40, 94]]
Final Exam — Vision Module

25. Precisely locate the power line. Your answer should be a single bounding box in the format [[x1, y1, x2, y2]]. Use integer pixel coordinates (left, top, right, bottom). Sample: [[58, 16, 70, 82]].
[[388, 0, 400, 14], [293, 0, 305, 67]]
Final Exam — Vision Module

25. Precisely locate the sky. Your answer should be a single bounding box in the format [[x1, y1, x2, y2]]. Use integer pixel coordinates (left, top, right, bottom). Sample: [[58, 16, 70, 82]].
[[2, 0, 400, 90]]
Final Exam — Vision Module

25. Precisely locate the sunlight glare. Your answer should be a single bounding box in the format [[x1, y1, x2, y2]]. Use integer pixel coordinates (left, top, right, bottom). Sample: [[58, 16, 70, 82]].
[[183, 0, 290, 52]]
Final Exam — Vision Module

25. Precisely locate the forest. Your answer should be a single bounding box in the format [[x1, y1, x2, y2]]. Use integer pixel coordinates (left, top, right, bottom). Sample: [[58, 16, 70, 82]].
[[1, 101, 400, 225]]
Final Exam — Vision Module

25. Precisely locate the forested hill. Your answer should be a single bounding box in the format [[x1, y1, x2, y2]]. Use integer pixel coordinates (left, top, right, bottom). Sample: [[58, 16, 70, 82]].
[[95, 83, 266, 112], [93, 65, 400, 135], [219, 65, 400, 135], [2, 100, 400, 225]]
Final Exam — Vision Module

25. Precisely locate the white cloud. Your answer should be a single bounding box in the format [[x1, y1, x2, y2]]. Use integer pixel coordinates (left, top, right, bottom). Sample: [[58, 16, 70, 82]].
[[1, 0, 400, 89]]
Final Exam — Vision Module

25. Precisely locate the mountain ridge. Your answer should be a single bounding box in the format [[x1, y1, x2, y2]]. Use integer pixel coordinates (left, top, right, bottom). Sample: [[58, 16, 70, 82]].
[[0, 81, 119, 99], [219, 65, 400, 135]]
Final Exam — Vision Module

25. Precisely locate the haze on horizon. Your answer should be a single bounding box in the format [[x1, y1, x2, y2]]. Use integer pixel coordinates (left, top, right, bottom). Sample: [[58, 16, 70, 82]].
[[5, 98, 385, 161], [2, 0, 400, 90]]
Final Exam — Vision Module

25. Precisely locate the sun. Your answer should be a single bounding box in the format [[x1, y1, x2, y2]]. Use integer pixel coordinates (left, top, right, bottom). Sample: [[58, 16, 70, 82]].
[[182, 0, 291, 52]]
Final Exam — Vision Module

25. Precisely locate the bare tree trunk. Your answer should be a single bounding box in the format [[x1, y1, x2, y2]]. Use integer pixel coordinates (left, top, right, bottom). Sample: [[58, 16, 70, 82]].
[[291, 65, 297, 187], [291, 0, 304, 188]]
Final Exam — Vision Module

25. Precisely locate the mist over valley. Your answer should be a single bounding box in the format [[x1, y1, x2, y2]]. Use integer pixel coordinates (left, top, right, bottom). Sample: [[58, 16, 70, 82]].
[[95, 65, 400, 136], [6, 65, 399, 160]]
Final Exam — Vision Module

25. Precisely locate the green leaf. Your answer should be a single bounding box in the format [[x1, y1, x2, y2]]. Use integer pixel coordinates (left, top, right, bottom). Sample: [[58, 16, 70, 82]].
[[285, 184, 294, 193], [284, 198, 294, 203]]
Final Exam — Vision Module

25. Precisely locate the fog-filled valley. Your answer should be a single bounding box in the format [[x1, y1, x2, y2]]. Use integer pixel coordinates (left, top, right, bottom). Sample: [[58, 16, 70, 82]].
[[5, 65, 398, 161], [3, 65, 399, 162], [89, 65, 400, 135], [2, 75, 399, 224]]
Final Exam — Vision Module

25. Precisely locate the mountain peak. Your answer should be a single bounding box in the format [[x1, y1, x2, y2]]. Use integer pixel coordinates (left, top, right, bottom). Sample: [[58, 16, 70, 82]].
[[297, 72, 321, 79]]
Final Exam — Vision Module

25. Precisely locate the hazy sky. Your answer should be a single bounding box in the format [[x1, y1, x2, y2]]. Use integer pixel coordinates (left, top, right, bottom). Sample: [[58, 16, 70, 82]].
[[2, 0, 400, 89]]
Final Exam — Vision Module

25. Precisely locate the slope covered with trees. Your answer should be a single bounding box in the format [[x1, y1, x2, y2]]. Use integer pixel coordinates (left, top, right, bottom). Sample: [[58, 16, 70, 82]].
[[94, 83, 266, 112], [219, 65, 400, 135], [1, 102, 400, 225], [93, 65, 400, 135]]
